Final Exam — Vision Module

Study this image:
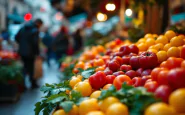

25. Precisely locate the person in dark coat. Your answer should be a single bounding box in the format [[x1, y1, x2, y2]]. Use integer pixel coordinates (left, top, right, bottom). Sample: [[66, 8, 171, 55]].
[[73, 28, 83, 52], [52, 26, 69, 66], [15, 19, 43, 89], [42, 29, 54, 67]]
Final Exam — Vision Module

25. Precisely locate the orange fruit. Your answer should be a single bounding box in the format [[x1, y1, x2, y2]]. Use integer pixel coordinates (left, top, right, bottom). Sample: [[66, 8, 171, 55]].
[[137, 43, 148, 51], [169, 88, 185, 113], [99, 97, 120, 112], [157, 51, 168, 63], [96, 45, 105, 53], [68, 105, 79, 115], [53, 109, 67, 115], [170, 36, 184, 47], [137, 38, 146, 44], [93, 59, 105, 67], [79, 98, 100, 115], [77, 75, 83, 80], [167, 47, 180, 57], [144, 102, 176, 115], [90, 90, 101, 99], [86, 111, 105, 115], [70, 77, 81, 88], [144, 34, 153, 38], [103, 84, 112, 90], [163, 43, 171, 51], [155, 35, 168, 45], [146, 38, 156, 48], [154, 43, 164, 51], [106, 103, 129, 115], [95, 66, 105, 72], [153, 34, 158, 38], [148, 49, 158, 54], [75, 61, 85, 69], [74, 82, 92, 97], [165, 30, 176, 41]]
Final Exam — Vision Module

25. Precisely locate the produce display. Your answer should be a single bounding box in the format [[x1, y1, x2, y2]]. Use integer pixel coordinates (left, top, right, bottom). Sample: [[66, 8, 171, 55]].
[[35, 30, 185, 115]]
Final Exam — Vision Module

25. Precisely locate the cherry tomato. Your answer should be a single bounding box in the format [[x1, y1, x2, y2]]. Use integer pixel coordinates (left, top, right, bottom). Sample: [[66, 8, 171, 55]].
[[151, 68, 167, 81], [144, 81, 158, 92], [154, 85, 172, 103], [106, 75, 116, 84], [89, 71, 107, 90], [113, 75, 132, 90], [157, 70, 169, 85], [132, 77, 142, 87]]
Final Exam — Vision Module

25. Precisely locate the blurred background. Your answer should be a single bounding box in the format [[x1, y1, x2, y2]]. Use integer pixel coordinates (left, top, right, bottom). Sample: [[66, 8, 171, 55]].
[[0, 0, 184, 115]]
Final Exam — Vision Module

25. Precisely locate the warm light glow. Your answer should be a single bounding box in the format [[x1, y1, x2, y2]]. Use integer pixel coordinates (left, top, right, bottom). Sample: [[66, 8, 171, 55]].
[[125, 9, 133, 17], [97, 12, 107, 22], [106, 3, 116, 11]]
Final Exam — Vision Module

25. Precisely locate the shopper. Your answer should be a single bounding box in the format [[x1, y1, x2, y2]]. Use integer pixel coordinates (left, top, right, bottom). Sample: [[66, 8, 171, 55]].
[[42, 28, 54, 67], [15, 19, 43, 89], [52, 26, 69, 66], [73, 28, 83, 52]]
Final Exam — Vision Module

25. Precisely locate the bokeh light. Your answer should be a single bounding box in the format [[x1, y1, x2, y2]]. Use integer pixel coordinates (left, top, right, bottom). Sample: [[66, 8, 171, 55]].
[[97, 12, 107, 22], [125, 9, 133, 17], [106, 3, 116, 11]]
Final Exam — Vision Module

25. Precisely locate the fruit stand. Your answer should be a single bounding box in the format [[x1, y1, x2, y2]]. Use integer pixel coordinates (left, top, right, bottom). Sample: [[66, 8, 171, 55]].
[[0, 51, 23, 102], [35, 30, 185, 115]]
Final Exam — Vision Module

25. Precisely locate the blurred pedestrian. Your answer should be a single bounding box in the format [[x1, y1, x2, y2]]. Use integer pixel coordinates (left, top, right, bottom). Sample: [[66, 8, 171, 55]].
[[15, 19, 43, 89], [52, 26, 69, 66], [73, 28, 83, 52], [42, 28, 54, 67]]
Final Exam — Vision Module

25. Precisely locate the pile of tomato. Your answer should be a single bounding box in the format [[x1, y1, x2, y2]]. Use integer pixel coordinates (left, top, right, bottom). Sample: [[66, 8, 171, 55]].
[[52, 30, 185, 115]]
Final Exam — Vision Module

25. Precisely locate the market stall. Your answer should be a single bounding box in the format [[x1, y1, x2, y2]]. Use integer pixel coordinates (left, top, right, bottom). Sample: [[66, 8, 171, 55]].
[[34, 30, 185, 115]]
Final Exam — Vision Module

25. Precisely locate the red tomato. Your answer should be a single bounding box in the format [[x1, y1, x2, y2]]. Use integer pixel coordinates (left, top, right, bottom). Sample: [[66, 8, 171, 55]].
[[115, 38, 122, 45], [160, 61, 168, 68], [154, 85, 172, 103], [120, 64, 132, 72], [151, 68, 167, 81], [141, 75, 152, 86], [180, 45, 185, 59], [181, 60, 185, 69], [89, 71, 107, 90], [139, 51, 158, 69], [167, 68, 185, 89], [132, 77, 142, 87], [113, 75, 132, 90], [104, 68, 113, 75], [113, 71, 125, 77], [136, 68, 144, 76], [144, 81, 158, 92], [157, 70, 169, 85], [108, 60, 120, 72], [113, 56, 123, 65], [166, 57, 183, 69], [129, 44, 139, 54], [106, 75, 116, 84], [125, 70, 137, 79], [119, 45, 131, 55]]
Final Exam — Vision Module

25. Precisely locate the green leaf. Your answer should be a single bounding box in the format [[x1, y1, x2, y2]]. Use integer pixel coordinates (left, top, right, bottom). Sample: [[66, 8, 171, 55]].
[[34, 102, 47, 115], [70, 90, 82, 103], [40, 86, 53, 93], [98, 85, 116, 100], [81, 67, 96, 79], [59, 101, 74, 112], [46, 93, 68, 104]]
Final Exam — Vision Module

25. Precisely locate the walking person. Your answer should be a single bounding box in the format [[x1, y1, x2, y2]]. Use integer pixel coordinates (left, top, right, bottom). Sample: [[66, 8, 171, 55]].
[[15, 19, 43, 89]]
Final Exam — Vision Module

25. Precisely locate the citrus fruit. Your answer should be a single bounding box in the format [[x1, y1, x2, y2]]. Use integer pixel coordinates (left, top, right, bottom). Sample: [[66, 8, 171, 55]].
[[106, 103, 129, 115], [86, 111, 105, 115], [157, 51, 168, 63], [169, 88, 185, 113], [170, 36, 184, 47], [144, 102, 176, 115], [53, 109, 67, 115], [99, 96, 120, 112], [90, 90, 101, 99], [156, 35, 168, 45], [70, 77, 81, 88], [68, 105, 79, 115], [79, 98, 100, 115], [165, 30, 176, 41], [167, 47, 180, 57], [74, 82, 92, 97]]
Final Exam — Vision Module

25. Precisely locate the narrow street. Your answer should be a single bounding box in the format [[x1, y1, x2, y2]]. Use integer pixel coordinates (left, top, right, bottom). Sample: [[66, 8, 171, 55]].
[[0, 60, 60, 115]]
